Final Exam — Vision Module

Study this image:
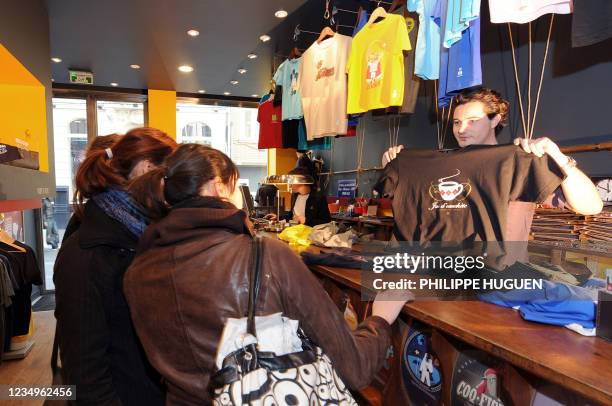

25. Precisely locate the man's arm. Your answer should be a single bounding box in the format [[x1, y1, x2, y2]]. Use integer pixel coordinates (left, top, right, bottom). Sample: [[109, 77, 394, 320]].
[[514, 137, 603, 215]]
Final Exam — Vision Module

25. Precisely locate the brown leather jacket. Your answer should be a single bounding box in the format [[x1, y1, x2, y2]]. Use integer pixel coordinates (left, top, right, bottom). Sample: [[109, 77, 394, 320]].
[[123, 197, 391, 405]]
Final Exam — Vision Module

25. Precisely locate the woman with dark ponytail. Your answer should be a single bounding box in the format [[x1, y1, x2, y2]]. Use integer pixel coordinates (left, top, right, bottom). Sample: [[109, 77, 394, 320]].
[[54, 127, 176, 405], [124, 143, 409, 405]]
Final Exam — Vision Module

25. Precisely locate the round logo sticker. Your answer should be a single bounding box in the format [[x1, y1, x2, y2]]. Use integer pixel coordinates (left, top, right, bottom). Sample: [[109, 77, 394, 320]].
[[451, 351, 505, 406], [402, 329, 443, 405]]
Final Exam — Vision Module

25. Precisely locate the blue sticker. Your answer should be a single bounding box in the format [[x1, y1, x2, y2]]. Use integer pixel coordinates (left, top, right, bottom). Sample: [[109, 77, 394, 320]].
[[402, 327, 443, 404]]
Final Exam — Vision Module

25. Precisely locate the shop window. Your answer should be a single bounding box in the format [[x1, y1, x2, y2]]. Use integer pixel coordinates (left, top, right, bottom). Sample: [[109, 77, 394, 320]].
[[97, 100, 144, 135], [182, 121, 212, 143], [176, 103, 265, 193], [69, 118, 87, 134]]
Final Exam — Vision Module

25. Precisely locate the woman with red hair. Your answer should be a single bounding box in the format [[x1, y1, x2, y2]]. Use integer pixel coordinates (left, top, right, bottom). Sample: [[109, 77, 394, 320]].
[[54, 127, 176, 405]]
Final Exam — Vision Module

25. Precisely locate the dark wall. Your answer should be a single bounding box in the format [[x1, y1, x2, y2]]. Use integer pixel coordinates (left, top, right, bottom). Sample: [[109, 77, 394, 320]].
[[0, 0, 55, 200], [278, 1, 612, 197]]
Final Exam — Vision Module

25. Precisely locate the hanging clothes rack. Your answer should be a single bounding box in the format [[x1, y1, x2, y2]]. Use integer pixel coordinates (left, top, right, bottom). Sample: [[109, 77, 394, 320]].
[[293, 24, 319, 42]]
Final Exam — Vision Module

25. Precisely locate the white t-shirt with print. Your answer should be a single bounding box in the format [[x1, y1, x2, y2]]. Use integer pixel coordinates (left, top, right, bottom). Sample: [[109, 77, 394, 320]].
[[489, 0, 573, 24], [299, 34, 352, 140]]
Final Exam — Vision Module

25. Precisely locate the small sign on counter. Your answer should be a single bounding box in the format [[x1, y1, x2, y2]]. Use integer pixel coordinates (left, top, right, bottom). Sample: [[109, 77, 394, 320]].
[[337, 179, 357, 198]]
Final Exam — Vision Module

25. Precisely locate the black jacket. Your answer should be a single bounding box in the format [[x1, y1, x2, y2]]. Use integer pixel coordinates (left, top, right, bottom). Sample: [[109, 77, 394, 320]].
[[54, 200, 164, 405], [288, 190, 331, 227]]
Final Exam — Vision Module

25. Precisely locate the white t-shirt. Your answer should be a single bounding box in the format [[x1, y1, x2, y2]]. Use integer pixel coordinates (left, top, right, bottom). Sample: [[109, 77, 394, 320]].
[[299, 35, 352, 140], [293, 194, 309, 219], [489, 0, 573, 24]]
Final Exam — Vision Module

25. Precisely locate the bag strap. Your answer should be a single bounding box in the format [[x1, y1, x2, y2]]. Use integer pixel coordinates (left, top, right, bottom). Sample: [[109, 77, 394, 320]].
[[246, 236, 263, 337], [51, 329, 59, 373]]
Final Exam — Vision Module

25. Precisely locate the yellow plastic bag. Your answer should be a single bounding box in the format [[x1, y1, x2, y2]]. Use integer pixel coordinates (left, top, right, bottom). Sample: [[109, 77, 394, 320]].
[[278, 224, 313, 247]]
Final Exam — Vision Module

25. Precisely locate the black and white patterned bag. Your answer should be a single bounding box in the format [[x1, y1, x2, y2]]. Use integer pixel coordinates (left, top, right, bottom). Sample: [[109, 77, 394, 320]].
[[209, 237, 358, 405]]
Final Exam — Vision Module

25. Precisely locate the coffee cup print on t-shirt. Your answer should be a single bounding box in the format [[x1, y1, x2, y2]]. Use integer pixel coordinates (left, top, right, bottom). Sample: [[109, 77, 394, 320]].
[[428, 170, 472, 210]]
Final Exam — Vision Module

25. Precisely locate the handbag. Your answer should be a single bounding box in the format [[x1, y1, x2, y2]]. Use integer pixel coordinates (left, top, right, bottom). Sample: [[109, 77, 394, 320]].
[[209, 237, 358, 405]]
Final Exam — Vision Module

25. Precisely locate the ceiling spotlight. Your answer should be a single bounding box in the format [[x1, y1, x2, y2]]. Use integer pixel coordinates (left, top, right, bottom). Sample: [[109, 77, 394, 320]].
[[178, 65, 194, 73], [274, 9, 288, 18], [187, 29, 200, 37], [130, 64, 141, 69], [247, 53, 257, 59], [238, 68, 247, 74], [251, 94, 259, 97], [230, 80, 239, 85], [51, 57, 62, 63], [198, 89, 206, 94], [110, 82, 118, 87], [223, 92, 231, 96], [260, 34, 271, 42], [51, 78, 55, 82]]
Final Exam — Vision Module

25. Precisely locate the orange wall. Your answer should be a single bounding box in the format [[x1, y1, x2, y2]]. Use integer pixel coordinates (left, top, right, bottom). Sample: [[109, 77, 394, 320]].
[[0, 43, 49, 172], [147, 89, 176, 139]]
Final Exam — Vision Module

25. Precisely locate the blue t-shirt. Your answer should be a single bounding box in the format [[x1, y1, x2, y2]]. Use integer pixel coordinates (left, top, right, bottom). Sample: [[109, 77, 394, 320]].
[[273, 58, 304, 120], [435, 0, 482, 107], [352, 10, 369, 36], [297, 120, 332, 151], [413, 0, 441, 80], [444, 0, 481, 47], [480, 280, 597, 329]]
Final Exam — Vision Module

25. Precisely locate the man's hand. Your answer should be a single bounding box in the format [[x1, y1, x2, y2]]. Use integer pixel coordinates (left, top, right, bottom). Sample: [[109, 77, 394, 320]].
[[382, 145, 405, 167], [513, 137, 565, 164], [514, 137, 603, 215]]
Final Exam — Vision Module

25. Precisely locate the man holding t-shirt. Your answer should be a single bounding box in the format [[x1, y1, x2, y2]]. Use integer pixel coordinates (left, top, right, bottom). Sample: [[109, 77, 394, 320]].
[[378, 87, 602, 243]]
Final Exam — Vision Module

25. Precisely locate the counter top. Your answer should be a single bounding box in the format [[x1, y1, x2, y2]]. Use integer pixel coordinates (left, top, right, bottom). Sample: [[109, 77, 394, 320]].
[[308, 262, 612, 405], [259, 231, 612, 404]]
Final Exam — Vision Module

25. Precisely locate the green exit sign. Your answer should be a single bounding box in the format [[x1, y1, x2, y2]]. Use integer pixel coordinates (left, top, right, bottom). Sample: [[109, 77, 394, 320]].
[[69, 70, 94, 85]]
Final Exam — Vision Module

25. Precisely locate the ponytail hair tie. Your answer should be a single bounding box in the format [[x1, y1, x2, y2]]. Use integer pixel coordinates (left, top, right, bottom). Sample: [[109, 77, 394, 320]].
[[105, 148, 113, 160]]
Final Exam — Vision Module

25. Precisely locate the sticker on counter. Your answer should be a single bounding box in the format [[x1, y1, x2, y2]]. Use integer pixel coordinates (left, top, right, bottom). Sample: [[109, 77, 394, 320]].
[[402, 326, 443, 404], [451, 351, 505, 406]]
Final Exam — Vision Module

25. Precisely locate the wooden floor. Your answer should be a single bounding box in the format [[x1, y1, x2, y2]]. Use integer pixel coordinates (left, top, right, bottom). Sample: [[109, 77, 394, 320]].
[[0, 311, 55, 406]]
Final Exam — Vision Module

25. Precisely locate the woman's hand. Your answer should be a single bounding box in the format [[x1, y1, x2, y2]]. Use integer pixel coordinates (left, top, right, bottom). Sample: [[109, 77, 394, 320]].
[[372, 290, 414, 325], [293, 214, 306, 224]]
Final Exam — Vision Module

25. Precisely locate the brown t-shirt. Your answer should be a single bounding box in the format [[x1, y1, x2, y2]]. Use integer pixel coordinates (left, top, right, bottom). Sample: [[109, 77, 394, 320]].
[[506, 188, 569, 241], [376, 144, 565, 242]]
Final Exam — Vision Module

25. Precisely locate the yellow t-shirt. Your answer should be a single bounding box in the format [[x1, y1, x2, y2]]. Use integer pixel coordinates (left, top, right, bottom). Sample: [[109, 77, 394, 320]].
[[347, 14, 412, 114]]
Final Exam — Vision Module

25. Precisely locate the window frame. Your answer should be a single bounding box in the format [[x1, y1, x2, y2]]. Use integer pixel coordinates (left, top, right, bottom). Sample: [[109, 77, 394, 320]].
[[53, 85, 147, 142]]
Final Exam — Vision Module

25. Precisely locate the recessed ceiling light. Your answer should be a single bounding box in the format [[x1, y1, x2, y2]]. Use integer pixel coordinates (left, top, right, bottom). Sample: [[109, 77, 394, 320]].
[[247, 53, 257, 59], [178, 65, 194, 73], [238, 68, 247, 74], [274, 9, 288, 18], [187, 29, 200, 37], [198, 89, 206, 94], [130, 64, 141, 69], [251, 94, 259, 97], [260, 34, 271, 42], [110, 82, 118, 87], [230, 80, 239, 85], [51, 57, 62, 63], [223, 92, 231, 96]]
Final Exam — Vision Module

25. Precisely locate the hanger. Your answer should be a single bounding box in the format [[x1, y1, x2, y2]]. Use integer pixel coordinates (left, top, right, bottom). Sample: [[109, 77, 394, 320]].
[[289, 47, 302, 59], [368, 6, 388, 25], [0, 229, 26, 252], [389, 0, 406, 13], [316, 26, 335, 44]]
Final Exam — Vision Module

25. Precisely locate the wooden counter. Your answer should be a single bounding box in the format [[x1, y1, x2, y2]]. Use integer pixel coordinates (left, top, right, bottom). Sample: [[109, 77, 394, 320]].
[[308, 262, 612, 405]]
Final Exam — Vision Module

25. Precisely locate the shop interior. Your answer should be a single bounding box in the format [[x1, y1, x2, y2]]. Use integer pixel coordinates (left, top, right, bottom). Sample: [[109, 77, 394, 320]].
[[1, 0, 612, 405]]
